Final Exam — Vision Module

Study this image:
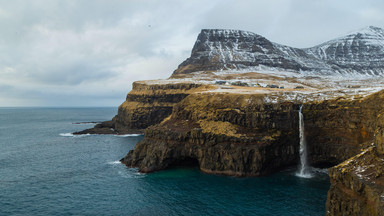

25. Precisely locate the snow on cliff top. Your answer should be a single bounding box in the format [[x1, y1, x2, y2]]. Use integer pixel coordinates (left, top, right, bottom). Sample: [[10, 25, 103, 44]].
[[140, 67, 384, 103]]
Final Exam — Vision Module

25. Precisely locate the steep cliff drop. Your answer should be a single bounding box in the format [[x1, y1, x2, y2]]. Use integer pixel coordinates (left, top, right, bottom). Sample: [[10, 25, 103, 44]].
[[296, 105, 312, 178], [326, 110, 384, 215]]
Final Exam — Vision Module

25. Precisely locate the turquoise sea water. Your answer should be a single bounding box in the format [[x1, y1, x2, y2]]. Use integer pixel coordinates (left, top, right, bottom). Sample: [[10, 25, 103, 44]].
[[0, 108, 330, 215]]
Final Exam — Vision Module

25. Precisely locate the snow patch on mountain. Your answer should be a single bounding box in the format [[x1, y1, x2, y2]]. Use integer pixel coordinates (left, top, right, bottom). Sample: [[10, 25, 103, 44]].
[[173, 27, 384, 76]]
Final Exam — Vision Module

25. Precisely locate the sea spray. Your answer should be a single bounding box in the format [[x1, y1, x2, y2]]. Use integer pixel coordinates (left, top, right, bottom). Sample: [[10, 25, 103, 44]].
[[296, 105, 313, 178]]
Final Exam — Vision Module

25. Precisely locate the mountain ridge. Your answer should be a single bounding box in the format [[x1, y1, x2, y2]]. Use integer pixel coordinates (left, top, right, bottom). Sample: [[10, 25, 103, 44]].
[[173, 26, 384, 76]]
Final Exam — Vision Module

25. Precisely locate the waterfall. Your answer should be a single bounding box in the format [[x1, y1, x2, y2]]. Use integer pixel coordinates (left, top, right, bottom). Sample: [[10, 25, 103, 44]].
[[296, 105, 313, 178]]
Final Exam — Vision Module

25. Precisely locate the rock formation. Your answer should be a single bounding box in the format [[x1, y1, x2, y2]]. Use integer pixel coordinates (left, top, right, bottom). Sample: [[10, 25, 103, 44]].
[[121, 94, 300, 176], [326, 92, 384, 215], [75, 81, 210, 134], [79, 27, 384, 215]]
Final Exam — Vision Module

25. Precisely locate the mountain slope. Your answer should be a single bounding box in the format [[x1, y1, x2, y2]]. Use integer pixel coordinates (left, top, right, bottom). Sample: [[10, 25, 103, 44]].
[[173, 26, 384, 76], [305, 26, 384, 75]]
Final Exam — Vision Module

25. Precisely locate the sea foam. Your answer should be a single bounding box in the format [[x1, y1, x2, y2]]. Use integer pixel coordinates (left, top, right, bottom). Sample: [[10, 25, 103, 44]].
[[117, 169, 145, 179], [59, 133, 91, 137], [114, 134, 142, 137], [107, 161, 122, 165]]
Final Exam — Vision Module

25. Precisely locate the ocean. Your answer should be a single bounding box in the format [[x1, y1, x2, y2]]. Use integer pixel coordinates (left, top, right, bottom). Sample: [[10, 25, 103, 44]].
[[0, 108, 330, 215]]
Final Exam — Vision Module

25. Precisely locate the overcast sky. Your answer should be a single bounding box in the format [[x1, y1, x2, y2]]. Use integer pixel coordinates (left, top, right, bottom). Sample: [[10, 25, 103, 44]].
[[1, 0, 384, 107]]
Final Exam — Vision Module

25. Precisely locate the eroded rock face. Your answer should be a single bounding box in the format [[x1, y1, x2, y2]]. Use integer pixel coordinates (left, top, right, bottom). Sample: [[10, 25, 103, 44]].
[[121, 90, 384, 177], [375, 113, 384, 155], [114, 82, 208, 133], [75, 81, 206, 134], [119, 89, 384, 213], [326, 146, 384, 215], [304, 92, 384, 167], [325, 92, 384, 215], [121, 93, 301, 176]]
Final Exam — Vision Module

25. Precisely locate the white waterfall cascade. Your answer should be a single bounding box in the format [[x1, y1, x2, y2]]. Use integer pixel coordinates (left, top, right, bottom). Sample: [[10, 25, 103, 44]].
[[296, 106, 313, 178]]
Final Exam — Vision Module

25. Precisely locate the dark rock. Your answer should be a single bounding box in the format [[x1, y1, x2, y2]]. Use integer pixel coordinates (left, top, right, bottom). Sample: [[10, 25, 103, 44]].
[[304, 92, 384, 166], [325, 91, 384, 215], [74, 81, 203, 135], [113, 82, 203, 133], [73, 120, 117, 135], [121, 93, 301, 176], [267, 84, 279, 88], [326, 146, 384, 215], [215, 81, 227, 85], [72, 121, 100, 124]]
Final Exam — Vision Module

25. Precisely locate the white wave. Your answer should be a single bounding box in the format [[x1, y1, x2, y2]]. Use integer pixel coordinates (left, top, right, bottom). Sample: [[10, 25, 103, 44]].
[[114, 134, 143, 137], [59, 133, 91, 137], [117, 169, 145, 179], [60, 133, 75, 137], [107, 160, 122, 165]]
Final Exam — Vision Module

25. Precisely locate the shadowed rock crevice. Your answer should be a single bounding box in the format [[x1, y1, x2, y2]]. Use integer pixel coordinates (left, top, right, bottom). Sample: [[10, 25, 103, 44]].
[[166, 157, 200, 168]]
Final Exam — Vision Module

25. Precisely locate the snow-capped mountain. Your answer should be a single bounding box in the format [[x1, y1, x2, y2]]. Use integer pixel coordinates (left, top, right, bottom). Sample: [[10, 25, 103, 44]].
[[173, 26, 384, 76], [305, 26, 384, 75]]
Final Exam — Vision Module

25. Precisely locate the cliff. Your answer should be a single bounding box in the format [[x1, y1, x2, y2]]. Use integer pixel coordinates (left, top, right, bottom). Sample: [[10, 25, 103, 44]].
[[121, 89, 384, 173], [121, 93, 300, 176], [113, 81, 209, 133], [304, 91, 384, 167], [78, 27, 384, 215], [326, 102, 384, 215], [74, 80, 212, 134]]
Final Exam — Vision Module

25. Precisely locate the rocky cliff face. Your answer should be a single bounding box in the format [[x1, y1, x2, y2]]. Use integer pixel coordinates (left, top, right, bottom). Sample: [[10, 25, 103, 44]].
[[326, 145, 384, 215], [325, 92, 384, 215], [121, 93, 301, 176], [113, 81, 206, 133], [75, 81, 209, 134], [121, 90, 384, 176], [304, 91, 384, 167], [173, 26, 384, 76]]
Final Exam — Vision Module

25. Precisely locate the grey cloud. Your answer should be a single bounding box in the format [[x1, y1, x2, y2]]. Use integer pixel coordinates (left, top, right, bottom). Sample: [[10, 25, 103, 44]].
[[198, 0, 384, 48], [0, 0, 383, 106]]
